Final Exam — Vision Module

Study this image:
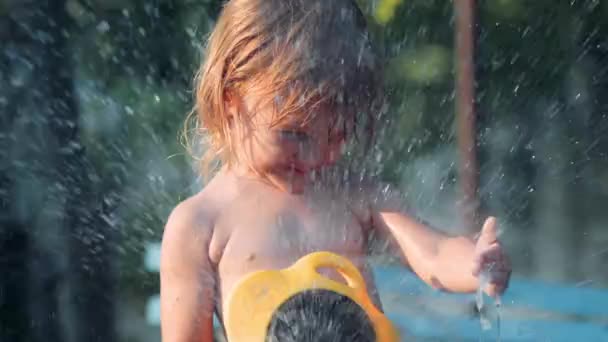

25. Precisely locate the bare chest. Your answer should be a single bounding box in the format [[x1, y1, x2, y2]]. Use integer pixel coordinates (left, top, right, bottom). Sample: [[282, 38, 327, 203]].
[[219, 194, 367, 268], [213, 192, 375, 311]]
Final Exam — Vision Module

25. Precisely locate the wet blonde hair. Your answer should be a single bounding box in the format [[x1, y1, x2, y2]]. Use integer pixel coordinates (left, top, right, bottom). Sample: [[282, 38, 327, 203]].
[[185, 0, 382, 177]]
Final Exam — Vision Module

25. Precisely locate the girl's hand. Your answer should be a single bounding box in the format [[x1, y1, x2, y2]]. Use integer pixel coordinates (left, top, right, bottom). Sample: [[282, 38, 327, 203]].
[[472, 217, 512, 298]]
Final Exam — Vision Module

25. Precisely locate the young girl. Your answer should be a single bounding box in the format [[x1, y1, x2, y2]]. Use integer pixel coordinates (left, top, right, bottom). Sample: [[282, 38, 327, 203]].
[[160, 0, 511, 341]]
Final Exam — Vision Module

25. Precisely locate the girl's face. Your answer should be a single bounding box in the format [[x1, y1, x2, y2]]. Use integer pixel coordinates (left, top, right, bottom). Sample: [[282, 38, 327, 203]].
[[230, 94, 346, 193]]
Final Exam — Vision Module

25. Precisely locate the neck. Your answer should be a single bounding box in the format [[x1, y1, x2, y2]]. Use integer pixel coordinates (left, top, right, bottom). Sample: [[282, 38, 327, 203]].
[[225, 164, 307, 195]]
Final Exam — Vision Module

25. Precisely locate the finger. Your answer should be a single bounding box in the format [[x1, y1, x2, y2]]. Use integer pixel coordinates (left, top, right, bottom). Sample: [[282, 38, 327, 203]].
[[488, 270, 510, 285], [498, 267, 512, 288], [478, 243, 501, 257], [484, 283, 499, 298], [489, 284, 505, 298], [477, 244, 503, 266], [488, 267, 511, 288], [484, 282, 508, 299], [477, 216, 498, 246], [503, 254, 512, 271], [472, 244, 501, 276], [494, 273, 511, 294]]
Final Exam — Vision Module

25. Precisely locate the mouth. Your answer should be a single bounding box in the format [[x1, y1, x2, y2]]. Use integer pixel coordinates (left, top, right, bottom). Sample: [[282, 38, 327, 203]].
[[291, 167, 307, 176], [284, 165, 308, 178]]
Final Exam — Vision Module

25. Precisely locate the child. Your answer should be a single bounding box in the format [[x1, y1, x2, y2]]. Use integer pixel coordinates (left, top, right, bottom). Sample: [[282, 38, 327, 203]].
[[160, 0, 511, 341]]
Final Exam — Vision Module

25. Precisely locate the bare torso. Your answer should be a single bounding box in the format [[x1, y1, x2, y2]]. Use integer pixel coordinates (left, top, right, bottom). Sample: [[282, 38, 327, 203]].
[[200, 172, 383, 324]]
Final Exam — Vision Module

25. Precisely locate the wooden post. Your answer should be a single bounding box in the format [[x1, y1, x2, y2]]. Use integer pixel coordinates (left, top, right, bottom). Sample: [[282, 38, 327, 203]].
[[454, 0, 480, 233]]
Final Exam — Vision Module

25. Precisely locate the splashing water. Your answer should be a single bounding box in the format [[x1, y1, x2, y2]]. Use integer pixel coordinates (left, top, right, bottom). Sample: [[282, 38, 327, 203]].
[[476, 272, 491, 332], [476, 265, 502, 342]]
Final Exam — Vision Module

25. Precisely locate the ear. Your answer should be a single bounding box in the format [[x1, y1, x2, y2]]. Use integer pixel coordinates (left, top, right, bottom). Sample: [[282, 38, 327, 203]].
[[224, 90, 241, 123]]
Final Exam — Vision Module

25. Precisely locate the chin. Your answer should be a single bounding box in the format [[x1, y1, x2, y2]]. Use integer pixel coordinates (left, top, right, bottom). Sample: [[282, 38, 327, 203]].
[[262, 170, 307, 194], [288, 180, 306, 194], [277, 176, 307, 194]]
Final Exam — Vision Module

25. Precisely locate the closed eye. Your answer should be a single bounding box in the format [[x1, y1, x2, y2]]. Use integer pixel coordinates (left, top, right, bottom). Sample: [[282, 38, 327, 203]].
[[278, 130, 310, 142]]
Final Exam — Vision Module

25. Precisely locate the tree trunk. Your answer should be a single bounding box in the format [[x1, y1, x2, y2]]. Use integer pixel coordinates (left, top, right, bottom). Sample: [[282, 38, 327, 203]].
[[454, 0, 480, 233]]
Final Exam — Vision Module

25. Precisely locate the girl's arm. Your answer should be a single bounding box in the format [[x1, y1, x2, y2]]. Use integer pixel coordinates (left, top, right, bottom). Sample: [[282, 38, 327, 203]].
[[160, 203, 215, 342], [366, 184, 510, 296]]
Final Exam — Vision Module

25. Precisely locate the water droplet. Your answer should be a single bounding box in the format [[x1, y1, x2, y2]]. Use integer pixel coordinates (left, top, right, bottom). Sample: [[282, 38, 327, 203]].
[[96, 21, 110, 33]]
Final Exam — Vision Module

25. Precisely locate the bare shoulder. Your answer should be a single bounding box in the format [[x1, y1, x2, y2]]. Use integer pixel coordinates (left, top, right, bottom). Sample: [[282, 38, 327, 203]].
[[161, 170, 239, 266], [161, 192, 217, 272], [164, 193, 214, 240]]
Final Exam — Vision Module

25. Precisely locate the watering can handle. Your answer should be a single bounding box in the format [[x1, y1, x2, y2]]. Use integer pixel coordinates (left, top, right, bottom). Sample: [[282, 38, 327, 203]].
[[295, 251, 368, 294]]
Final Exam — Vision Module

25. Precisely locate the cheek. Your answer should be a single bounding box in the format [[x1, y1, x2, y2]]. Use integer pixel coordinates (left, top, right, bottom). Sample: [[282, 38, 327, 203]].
[[246, 135, 295, 166]]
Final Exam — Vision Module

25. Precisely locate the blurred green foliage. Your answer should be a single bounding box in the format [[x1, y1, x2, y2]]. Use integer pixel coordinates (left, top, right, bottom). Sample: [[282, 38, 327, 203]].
[[374, 0, 405, 24]]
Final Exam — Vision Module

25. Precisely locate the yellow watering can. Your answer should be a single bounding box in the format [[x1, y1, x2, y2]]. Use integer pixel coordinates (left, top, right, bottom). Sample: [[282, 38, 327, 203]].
[[224, 251, 400, 341]]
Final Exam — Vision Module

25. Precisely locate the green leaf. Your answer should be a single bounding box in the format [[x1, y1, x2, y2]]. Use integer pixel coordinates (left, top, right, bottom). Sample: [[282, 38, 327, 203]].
[[392, 44, 451, 84]]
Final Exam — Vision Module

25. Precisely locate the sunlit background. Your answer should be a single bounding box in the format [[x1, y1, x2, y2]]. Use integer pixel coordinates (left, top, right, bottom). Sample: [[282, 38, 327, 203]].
[[1, 0, 607, 341]]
